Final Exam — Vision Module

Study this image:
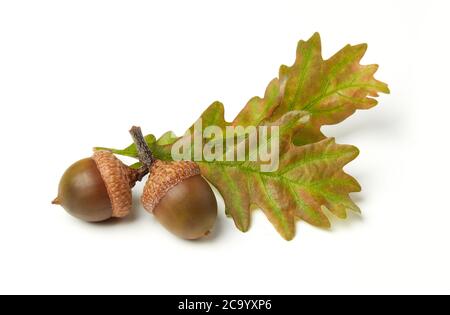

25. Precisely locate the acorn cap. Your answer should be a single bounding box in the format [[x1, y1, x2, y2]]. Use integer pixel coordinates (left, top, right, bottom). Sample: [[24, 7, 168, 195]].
[[141, 160, 201, 213], [92, 150, 137, 218]]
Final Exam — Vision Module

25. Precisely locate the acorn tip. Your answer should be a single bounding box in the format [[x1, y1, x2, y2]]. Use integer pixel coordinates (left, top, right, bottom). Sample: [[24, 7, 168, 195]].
[[52, 197, 61, 205]]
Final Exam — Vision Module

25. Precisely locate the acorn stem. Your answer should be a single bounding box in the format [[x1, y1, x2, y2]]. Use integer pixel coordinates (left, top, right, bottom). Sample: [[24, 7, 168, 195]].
[[135, 166, 150, 182], [129, 126, 155, 168]]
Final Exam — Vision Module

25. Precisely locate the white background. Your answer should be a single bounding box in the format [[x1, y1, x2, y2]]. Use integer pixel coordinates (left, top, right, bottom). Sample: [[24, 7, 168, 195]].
[[0, 0, 449, 295]]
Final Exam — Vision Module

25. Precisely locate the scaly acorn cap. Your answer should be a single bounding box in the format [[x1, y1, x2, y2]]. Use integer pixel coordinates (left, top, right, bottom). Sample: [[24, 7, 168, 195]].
[[92, 150, 139, 218], [141, 160, 201, 213]]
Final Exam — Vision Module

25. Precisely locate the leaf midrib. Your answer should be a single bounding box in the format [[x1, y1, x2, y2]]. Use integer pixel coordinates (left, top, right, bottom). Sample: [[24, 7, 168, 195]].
[[302, 83, 382, 112], [199, 151, 346, 191]]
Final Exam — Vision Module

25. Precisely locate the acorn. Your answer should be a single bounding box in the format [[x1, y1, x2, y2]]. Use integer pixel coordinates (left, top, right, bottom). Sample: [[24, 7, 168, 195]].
[[52, 150, 147, 222], [130, 126, 218, 240]]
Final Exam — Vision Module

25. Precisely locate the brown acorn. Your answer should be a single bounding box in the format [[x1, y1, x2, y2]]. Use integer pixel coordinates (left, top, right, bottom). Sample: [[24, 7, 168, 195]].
[[130, 126, 218, 240], [52, 150, 146, 222]]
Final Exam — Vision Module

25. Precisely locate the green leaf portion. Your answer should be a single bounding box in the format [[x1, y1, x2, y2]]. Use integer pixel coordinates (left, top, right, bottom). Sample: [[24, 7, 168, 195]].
[[94, 134, 157, 157], [272, 33, 390, 145], [156, 131, 178, 146], [94, 133, 173, 161], [232, 78, 283, 127]]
